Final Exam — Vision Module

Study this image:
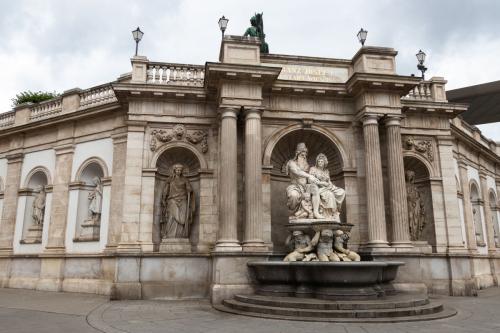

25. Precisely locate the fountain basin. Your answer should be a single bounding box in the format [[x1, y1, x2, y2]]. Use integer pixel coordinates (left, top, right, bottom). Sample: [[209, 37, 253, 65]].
[[248, 261, 405, 300]]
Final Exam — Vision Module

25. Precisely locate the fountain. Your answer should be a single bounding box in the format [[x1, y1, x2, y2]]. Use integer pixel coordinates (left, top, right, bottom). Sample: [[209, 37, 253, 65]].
[[216, 143, 456, 322]]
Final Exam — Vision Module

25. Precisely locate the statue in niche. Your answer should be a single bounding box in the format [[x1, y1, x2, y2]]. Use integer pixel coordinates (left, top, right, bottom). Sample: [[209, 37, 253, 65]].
[[32, 186, 46, 225], [405, 170, 426, 241], [243, 12, 269, 53], [285, 143, 345, 221], [87, 177, 103, 224], [161, 164, 195, 239]]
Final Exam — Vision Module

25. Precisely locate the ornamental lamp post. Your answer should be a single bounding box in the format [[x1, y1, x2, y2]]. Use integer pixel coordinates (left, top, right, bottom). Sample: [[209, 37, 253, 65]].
[[132, 27, 144, 56], [357, 28, 368, 46], [218, 15, 229, 38], [416, 49, 428, 80]]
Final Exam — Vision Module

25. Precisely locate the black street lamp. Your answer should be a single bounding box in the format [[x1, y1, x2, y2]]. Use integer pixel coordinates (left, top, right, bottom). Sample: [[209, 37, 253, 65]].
[[357, 28, 368, 46], [218, 16, 229, 38], [416, 49, 428, 80], [132, 27, 144, 56]]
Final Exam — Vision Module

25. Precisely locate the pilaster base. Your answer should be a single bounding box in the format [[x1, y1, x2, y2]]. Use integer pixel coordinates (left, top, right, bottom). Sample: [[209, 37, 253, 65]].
[[116, 243, 142, 253], [214, 240, 242, 252], [159, 238, 191, 253], [242, 240, 268, 252]]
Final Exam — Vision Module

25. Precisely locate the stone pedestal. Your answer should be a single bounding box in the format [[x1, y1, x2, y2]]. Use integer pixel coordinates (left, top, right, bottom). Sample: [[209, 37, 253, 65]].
[[75, 220, 100, 242], [159, 238, 191, 253], [21, 225, 43, 244]]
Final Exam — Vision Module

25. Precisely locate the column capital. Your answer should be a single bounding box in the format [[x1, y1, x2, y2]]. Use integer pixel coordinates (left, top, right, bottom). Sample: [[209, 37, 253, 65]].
[[54, 144, 74, 155], [243, 107, 263, 119], [360, 113, 381, 126], [218, 106, 239, 119], [6, 152, 23, 163], [383, 115, 404, 127], [457, 158, 468, 169]]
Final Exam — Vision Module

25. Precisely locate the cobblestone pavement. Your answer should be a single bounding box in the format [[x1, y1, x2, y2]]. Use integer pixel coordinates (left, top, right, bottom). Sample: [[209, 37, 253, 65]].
[[2, 287, 500, 333]]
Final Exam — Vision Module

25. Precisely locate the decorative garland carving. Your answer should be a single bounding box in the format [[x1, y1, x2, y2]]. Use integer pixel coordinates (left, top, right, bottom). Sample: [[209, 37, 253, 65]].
[[403, 137, 433, 161], [150, 124, 208, 153]]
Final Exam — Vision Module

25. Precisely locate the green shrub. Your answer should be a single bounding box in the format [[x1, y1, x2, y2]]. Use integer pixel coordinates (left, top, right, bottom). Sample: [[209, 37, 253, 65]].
[[11, 91, 59, 107]]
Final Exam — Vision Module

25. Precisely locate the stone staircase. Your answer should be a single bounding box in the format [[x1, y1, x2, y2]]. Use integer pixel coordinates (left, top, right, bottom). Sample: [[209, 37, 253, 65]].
[[215, 293, 457, 323]]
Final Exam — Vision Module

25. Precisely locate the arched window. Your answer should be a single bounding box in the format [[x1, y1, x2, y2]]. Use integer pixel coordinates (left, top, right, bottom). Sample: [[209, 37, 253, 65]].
[[470, 181, 485, 247], [73, 159, 106, 242], [20, 168, 50, 244]]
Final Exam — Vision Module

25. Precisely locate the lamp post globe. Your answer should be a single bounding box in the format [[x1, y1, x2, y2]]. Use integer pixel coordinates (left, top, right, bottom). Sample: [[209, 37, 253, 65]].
[[416, 49, 428, 80], [218, 16, 229, 38], [132, 27, 144, 56], [357, 28, 368, 46]]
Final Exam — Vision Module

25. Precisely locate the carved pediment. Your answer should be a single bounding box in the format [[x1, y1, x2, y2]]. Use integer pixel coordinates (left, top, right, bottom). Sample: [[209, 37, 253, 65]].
[[403, 136, 434, 162], [150, 124, 208, 154]]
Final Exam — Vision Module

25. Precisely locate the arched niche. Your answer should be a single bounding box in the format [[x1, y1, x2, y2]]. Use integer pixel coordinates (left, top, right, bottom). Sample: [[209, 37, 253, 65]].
[[267, 128, 345, 252], [469, 181, 485, 246], [489, 190, 500, 247], [73, 159, 107, 241], [21, 167, 50, 244], [153, 146, 201, 250], [403, 156, 436, 247]]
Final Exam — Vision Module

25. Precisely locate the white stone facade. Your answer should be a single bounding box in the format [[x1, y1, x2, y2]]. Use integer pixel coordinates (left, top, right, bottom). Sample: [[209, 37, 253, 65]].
[[0, 36, 499, 301]]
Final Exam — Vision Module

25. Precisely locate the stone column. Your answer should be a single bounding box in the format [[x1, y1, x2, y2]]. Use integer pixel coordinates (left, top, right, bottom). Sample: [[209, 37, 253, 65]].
[[215, 107, 241, 252], [0, 153, 23, 253], [384, 116, 412, 248], [46, 144, 74, 252], [479, 170, 495, 252], [242, 108, 266, 251], [362, 114, 389, 248], [458, 159, 477, 250]]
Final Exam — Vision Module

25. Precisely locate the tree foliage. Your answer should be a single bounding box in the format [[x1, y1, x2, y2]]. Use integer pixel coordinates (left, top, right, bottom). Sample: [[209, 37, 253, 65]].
[[11, 91, 59, 107]]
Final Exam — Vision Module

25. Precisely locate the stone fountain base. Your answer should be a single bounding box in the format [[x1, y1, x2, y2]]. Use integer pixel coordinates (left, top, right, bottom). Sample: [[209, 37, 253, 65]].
[[216, 260, 456, 322]]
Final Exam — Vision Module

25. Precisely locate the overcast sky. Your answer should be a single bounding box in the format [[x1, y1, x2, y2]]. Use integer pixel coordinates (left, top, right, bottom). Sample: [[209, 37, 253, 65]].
[[1, 0, 499, 138]]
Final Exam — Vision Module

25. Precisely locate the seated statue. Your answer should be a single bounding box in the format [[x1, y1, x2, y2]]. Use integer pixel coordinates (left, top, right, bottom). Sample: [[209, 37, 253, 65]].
[[312, 229, 340, 262], [285, 143, 345, 221], [333, 230, 360, 261], [283, 230, 316, 262]]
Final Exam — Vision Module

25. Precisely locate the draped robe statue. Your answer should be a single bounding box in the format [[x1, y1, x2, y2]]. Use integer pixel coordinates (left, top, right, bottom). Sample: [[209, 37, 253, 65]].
[[88, 177, 103, 223], [405, 170, 426, 240], [32, 186, 46, 225], [161, 164, 195, 239]]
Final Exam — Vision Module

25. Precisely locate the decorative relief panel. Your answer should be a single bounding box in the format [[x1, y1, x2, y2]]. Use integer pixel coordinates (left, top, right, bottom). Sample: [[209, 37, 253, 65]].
[[403, 136, 434, 162], [150, 124, 208, 153]]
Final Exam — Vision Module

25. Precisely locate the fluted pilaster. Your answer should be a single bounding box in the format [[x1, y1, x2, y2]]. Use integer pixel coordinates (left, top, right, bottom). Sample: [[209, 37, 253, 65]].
[[362, 114, 389, 248], [458, 160, 477, 250], [384, 116, 412, 248], [243, 108, 266, 251], [215, 107, 241, 251], [479, 172, 495, 252]]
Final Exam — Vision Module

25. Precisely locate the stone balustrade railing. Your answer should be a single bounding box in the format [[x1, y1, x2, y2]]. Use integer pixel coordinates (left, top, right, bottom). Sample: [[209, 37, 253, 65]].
[[79, 84, 117, 109], [404, 81, 433, 100], [403, 78, 447, 102], [0, 111, 15, 128], [29, 98, 63, 120], [147, 62, 205, 86]]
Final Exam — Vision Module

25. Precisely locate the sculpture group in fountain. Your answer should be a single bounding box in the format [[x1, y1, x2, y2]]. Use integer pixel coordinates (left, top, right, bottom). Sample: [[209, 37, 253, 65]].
[[283, 143, 360, 262]]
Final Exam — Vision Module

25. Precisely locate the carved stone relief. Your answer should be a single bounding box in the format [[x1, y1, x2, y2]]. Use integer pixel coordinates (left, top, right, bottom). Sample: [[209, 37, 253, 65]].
[[403, 136, 434, 161], [150, 124, 208, 153]]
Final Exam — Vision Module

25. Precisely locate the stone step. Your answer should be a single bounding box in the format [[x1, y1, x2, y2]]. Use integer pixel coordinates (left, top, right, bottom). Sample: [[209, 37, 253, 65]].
[[222, 298, 445, 319], [214, 301, 457, 323], [234, 294, 429, 310]]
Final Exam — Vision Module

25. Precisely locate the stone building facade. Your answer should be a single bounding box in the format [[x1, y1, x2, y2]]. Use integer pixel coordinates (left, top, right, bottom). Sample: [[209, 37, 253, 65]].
[[0, 36, 499, 302]]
